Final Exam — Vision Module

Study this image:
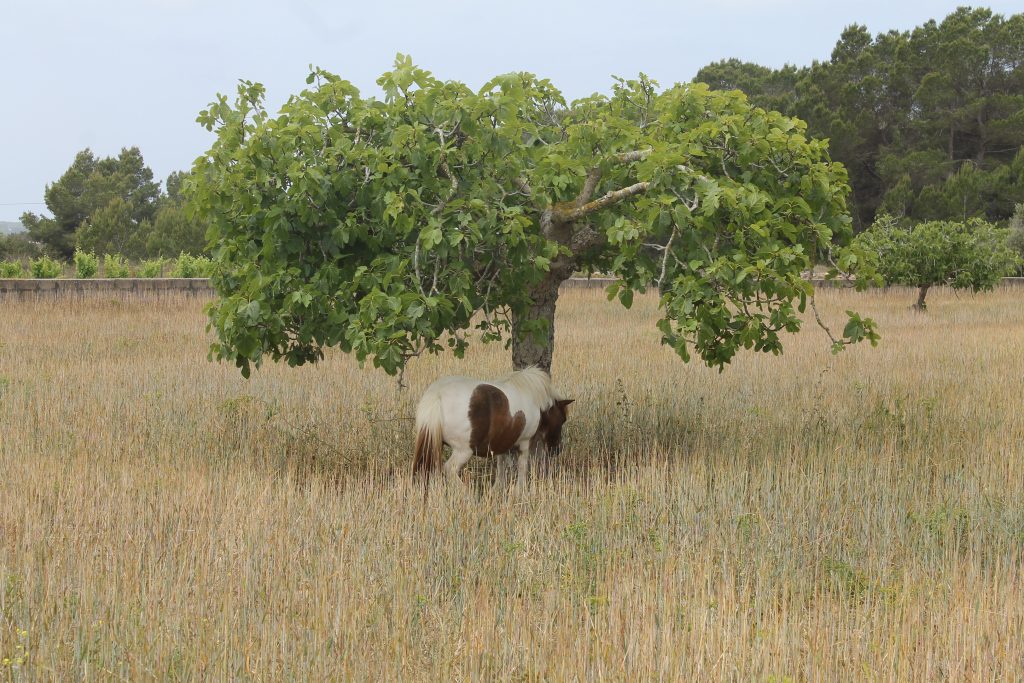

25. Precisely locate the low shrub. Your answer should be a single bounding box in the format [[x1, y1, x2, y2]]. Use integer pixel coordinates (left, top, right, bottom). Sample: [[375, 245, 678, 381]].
[[73, 249, 99, 278], [103, 254, 132, 278], [139, 258, 165, 278], [170, 252, 213, 278], [30, 256, 63, 279], [0, 260, 25, 278]]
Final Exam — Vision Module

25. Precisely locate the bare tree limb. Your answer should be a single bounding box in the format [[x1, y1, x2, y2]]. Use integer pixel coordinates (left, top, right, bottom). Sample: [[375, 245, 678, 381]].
[[431, 128, 459, 216], [556, 182, 650, 222], [573, 148, 651, 208], [413, 241, 427, 297], [513, 176, 533, 197], [539, 208, 558, 241], [809, 292, 841, 347], [576, 167, 602, 207], [657, 227, 677, 288], [615, 149, 653, 163]]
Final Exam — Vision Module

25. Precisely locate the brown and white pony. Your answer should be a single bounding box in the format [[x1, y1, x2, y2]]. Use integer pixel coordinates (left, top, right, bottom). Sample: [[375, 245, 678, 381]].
[[412, 367, 573, 488]]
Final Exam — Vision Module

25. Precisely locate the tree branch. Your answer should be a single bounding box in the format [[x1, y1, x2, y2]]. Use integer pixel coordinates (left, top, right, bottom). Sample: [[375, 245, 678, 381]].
[[556, 182, 650, 222], [615, 149, 653, 163], [657, 227, 677, 288], [576, 167, 602, 207], [574, 149, 651, 208], [431, 128, 459, 216], [809, 292, 842, 347], [513, 176, 533, 197]]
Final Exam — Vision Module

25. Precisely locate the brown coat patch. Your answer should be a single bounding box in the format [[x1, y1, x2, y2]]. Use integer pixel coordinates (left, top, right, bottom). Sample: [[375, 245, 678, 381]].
[[468, 384, 526, 457]]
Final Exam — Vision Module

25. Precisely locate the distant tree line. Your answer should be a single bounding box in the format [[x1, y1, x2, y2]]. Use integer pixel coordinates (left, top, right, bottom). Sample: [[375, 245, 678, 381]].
[[0, 147, 207, 261], [4, 6, 1022, 277], [694, 6, 1024, 231]]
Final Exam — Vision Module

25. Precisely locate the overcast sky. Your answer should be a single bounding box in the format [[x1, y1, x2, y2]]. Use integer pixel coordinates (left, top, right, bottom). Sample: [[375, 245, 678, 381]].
[[2, 1, 1020, 222]]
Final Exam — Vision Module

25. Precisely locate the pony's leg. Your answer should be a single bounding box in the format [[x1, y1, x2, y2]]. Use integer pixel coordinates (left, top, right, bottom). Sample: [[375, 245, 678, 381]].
[[514, 440, 532, 491], [494, 453, 509, 490], [443, 447, 473, 486]]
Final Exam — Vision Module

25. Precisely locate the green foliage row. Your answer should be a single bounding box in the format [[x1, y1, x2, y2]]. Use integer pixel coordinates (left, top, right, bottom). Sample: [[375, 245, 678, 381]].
[[0, 252, 213, 279], [139, 258, 166, 278]]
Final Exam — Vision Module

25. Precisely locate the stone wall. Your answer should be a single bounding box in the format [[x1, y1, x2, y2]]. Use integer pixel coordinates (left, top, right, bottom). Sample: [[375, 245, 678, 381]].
[[0, 278, 214, 301], [1, 276, 1022, 301]]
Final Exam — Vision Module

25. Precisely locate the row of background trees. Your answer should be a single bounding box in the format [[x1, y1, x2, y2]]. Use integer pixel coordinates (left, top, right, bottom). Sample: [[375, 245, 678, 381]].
[[693, 6, 1024, 231], [2, 7, 1022, 269], [0, 147, 206, 261]]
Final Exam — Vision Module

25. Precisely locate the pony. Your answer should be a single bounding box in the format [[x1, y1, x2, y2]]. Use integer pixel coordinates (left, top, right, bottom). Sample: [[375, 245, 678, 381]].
[[412, 367, 574, 488]]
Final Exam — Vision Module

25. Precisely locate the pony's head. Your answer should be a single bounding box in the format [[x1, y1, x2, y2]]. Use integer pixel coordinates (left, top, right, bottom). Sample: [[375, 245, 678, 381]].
[[533, 398, 575, 456], [506, 367, 573, 455]]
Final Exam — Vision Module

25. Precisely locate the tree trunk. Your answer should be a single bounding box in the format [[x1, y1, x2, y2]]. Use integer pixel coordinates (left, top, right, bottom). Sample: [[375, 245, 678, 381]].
[[511, 274, 562, 372], [912, 284, 930, 311], [508, 205, 585, 374], [976, 108, 986, 165], [507, 172, 630, 373]]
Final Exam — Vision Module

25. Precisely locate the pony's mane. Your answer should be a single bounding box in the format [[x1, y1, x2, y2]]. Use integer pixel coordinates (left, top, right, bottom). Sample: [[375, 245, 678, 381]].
[[500, 366, 563, 409]]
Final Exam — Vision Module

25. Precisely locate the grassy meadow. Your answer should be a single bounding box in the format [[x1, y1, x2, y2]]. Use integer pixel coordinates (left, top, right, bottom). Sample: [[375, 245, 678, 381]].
[[1, 286, 1022, 680]]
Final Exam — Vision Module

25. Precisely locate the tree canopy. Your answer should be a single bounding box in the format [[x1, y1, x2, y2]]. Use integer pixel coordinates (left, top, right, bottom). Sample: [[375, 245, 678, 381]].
[[22, 148, 160, 258], [190, 57, 878, 379]]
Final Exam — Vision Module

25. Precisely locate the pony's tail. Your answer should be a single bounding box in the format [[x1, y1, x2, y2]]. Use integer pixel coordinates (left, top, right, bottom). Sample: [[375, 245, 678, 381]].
[[412, 392, 444, 485]]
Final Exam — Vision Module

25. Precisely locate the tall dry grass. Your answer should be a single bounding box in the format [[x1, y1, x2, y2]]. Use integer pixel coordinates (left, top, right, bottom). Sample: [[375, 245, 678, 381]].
[[0, 286, 1022, 680]]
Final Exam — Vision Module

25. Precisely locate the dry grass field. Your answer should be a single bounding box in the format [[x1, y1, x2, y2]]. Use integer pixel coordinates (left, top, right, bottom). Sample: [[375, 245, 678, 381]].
[[1, 286, 1022, 680]]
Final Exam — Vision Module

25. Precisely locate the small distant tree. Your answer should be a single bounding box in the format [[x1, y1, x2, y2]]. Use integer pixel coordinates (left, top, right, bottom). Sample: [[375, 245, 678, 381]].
[[855, 215, 1019, 310]]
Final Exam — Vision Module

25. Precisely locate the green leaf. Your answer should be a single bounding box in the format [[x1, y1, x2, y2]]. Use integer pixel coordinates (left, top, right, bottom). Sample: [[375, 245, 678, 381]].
[[618, 288, 634, 309]]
